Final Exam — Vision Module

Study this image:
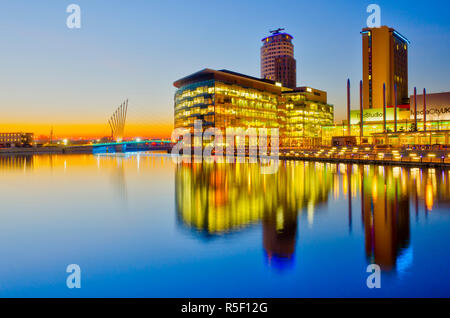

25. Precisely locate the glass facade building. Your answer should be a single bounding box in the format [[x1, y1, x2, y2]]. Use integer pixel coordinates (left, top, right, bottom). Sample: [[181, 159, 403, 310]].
[[283, 88, 334, 148], [173, 69, 334, 148], [174, 79, 216, 130], [174, 69, 282, 134]]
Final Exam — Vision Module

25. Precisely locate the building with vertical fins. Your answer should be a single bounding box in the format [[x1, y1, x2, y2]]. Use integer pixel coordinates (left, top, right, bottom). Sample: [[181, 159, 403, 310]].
[[322, 26, 450, 146], [361, 26, 410, 110], [261, 29, 296, 88]]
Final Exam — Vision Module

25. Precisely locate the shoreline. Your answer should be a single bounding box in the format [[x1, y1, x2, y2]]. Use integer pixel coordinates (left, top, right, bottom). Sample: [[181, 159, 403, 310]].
[[1, 147, 449, 169], [279, 155, 450, 169], [0, 145, 93, 156]]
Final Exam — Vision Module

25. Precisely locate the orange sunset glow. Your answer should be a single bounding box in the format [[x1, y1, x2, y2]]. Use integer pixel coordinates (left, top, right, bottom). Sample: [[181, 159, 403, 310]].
[[0, 121, 173, 140]]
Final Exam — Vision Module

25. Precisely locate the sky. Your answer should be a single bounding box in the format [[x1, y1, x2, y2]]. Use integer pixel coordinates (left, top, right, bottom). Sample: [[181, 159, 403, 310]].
[[0, 0, 449, 138]]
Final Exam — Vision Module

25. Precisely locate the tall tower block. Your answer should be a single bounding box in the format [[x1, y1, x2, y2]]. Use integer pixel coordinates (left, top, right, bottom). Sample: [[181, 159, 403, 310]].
[[261, 29, 296, 88], [361, 26, 409, 109]]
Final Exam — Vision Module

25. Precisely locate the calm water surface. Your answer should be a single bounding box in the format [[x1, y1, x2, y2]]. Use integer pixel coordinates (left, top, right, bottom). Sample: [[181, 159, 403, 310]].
[[0, 153, 449, 297]]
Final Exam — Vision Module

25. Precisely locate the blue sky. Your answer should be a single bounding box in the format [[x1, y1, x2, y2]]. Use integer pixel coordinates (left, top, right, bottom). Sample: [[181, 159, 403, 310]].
[[0, 0, 449, 136]]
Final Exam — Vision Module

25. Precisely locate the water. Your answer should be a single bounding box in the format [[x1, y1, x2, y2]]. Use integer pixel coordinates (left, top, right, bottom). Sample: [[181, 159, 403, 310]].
[[0, 153, 449, 297]]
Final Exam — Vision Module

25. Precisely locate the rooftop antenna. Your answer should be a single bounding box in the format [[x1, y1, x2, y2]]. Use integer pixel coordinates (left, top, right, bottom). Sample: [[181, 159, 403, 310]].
[[270, 28, 285, 35]]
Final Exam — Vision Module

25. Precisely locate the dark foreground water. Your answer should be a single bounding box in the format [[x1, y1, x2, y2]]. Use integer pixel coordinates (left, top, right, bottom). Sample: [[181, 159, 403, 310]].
[[0, 153, 449, 297]]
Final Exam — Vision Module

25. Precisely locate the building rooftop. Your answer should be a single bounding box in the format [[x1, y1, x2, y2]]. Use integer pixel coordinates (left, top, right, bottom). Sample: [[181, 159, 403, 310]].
[[173, 69, 334, 104], [261, 32, 294, 42], [173, 68, 288, 93], [283, 86, 328, 103], [361, 26, 410, 44], [217, 69, 276, 85]]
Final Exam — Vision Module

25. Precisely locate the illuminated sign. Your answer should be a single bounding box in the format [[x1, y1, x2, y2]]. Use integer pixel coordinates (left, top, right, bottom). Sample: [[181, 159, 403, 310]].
[[350, 109, 409, 124], [410, 106, 450, 121]]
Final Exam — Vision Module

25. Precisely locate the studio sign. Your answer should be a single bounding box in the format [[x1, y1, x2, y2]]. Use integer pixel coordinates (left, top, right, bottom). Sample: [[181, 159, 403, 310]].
[[363, 112, 384, 119]]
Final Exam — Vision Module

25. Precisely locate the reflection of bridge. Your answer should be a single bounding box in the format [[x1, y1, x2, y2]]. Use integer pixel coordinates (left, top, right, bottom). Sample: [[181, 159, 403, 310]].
[[93, 140, 173, 154]]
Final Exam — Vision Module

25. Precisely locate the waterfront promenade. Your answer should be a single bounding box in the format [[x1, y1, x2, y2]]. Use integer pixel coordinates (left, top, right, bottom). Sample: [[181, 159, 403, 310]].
[[280, 146, 450, 168]]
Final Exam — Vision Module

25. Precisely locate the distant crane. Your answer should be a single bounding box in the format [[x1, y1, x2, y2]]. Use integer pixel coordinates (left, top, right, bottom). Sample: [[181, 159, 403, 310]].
[[270, 28, 285, 35]]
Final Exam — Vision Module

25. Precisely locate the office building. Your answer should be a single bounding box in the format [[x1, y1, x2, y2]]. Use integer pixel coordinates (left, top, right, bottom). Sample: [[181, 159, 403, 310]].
[[173, 69, 333, 147], [283, 87, 334, 148], [261, 29, 296, 88], [361, 26, 409, 109], [174, 69, 283, 133], [319, 26, 450, 147], [0, 132, 34, 148]]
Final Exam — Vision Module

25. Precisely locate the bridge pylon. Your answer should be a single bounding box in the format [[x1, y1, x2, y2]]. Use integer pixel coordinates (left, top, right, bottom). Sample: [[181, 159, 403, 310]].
[[108, 99, 128, 142]]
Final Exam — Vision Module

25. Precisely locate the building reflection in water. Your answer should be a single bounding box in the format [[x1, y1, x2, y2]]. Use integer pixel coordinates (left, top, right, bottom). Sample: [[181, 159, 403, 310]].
[[175, 161, 333, 270], [358, 165, 449, 273], [175, 160, 449, 273], [0, 155, 34, 171], [360, 165, 411, 272]]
